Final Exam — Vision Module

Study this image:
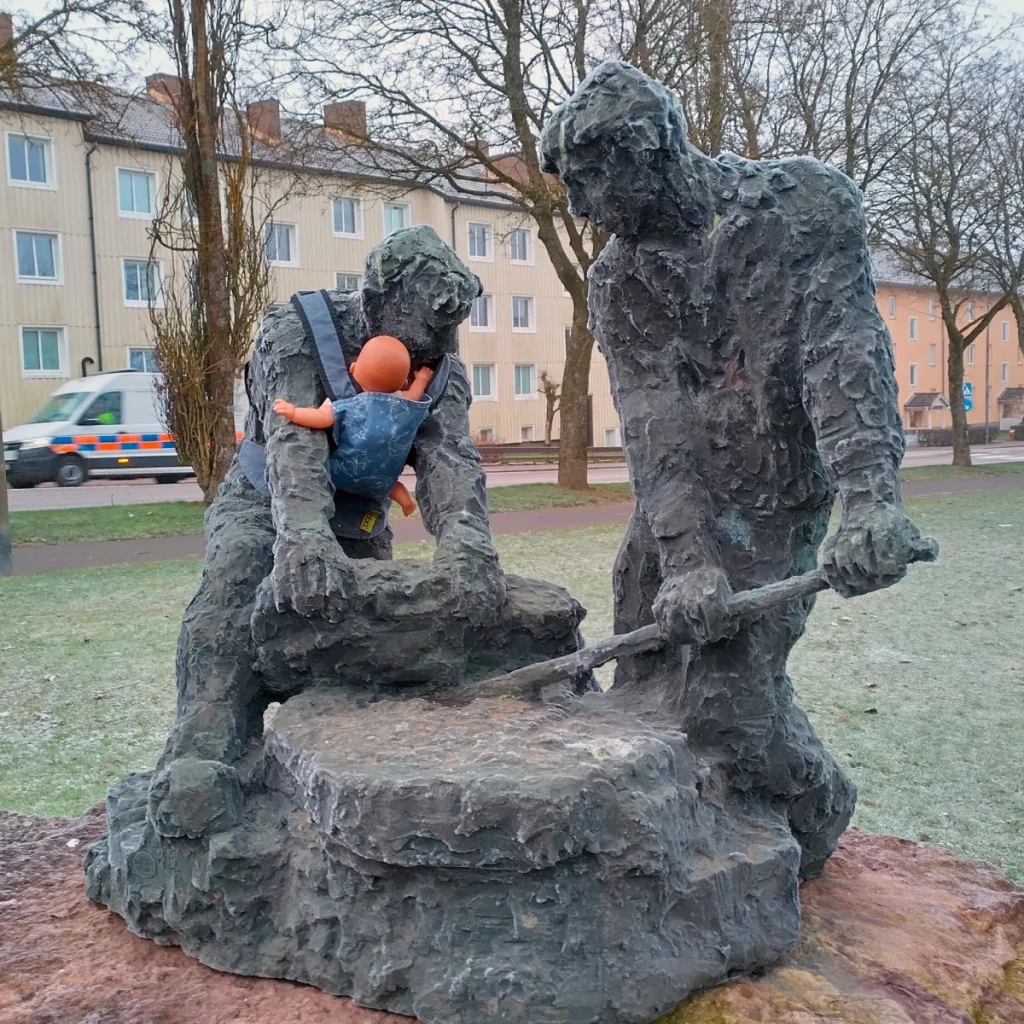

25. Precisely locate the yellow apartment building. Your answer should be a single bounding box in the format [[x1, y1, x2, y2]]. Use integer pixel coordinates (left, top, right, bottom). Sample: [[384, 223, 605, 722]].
[[2, 77, 1022, 448]]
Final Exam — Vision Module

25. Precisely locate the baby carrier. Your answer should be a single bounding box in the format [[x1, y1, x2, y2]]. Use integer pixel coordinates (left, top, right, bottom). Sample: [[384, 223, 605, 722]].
[[239, 289, 451, 540]]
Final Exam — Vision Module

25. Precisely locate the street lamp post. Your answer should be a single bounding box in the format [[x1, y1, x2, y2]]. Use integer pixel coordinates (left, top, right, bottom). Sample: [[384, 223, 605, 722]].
[[985, 305, 992, 445]]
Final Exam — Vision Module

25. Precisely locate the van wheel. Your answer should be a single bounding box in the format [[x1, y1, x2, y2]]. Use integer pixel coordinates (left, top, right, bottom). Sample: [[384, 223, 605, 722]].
[[56, 456, 87, 487]]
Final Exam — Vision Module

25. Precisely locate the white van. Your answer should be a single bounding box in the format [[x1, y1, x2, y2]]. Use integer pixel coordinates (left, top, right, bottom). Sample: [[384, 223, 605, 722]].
[[3, 371, 193, 487]]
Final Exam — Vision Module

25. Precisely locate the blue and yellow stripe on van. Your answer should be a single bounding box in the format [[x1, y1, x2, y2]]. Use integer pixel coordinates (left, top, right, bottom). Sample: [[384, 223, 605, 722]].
[[50, 432, 178, 454]]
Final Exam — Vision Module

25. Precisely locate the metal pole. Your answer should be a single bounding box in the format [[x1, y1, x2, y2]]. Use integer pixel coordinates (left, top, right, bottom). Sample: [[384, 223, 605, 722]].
[[0, 404, 12, 577], [985, 300, 991, 445]]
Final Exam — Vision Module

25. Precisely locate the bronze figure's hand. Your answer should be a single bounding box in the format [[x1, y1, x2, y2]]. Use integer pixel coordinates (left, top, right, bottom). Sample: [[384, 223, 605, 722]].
[[653, 567, 739, 645]]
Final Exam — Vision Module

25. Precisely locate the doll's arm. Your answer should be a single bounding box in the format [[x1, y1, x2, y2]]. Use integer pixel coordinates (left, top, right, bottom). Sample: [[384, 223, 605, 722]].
[[273, 398, 335, 430], [401, 366, 434, 401]]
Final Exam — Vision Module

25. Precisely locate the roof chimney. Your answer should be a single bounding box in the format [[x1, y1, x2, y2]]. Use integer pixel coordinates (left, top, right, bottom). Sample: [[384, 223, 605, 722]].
[[465, 138, 489, 158], [323, 100, 366, 140], [146, 73, 182, 107], [0, 12, 13, 48], [0, 13, 14, 86], [247, 98, 281, 143]]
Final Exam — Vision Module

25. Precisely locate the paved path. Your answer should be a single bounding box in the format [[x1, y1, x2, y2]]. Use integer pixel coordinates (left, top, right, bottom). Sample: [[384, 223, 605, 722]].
[[8, 473, 1021, 576], [8, 442, 1024, 511]]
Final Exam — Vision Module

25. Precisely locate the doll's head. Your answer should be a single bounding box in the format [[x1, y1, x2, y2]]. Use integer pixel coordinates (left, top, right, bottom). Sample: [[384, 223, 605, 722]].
[[350, 335, 411, 393]]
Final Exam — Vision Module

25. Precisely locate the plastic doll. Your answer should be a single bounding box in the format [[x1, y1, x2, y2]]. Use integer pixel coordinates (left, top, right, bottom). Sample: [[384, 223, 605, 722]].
[[273, 334, 433, 516]]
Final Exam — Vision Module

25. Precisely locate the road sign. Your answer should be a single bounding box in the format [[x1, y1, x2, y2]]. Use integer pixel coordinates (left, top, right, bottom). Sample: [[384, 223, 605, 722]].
[[963, 381, 974, 412]]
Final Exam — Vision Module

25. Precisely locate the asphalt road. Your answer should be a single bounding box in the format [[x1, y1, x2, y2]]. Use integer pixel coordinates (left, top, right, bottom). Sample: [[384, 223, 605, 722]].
[[7, 443, 1024, 512]]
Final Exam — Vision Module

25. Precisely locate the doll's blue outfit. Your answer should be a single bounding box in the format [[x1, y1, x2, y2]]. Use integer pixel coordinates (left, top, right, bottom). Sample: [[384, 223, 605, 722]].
[[327, 391, 432, 501]]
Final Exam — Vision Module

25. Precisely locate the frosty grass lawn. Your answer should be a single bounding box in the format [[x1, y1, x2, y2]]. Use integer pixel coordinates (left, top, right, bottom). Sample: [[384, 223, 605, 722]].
[[1, 488, 1021, 878]]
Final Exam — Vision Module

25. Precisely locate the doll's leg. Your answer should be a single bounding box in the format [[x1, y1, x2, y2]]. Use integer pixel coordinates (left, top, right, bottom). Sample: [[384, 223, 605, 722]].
[[390, 480, 417, 516]]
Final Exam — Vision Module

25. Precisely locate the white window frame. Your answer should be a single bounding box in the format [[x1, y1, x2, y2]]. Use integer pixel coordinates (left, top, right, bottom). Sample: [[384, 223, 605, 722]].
[[470, 293, 495, 332], [116, 166, 157, 219], [127, 346, 160, 372], [928, 344, 936, 367], [887, 295, 896, 319], [604, 427, 621, 447], [513, 362, 537, 399], [5, 131, 56, 190], [383, 201, 412, 235], [14, 230, 63, 285], [19, 325, 69, 379], [520, 425, 535, 442], [511, 295, 535, 333], [966, 344, 975, 366], [928, 299, 936, 321], [1002, 321, 1010, 344], [471, 363, 497, 401], [508, 227, 533, 264], [335, 272, 361, 293], [478, 427, 496, 443], [1002, 362, 1010, 384], [332, 195, 363, 239], [966, 301, 975, 322], [265, 222, 299, 267], [908, 316, 918, 342], [908, 363, 918, 388], [121, 257, 164, 308], [467, 221, 493, 262]]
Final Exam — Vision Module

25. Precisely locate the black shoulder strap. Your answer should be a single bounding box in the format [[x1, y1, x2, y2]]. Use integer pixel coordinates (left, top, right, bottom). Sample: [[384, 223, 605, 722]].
[[424, 354, 452, 408], [291, 289, 357, 402]]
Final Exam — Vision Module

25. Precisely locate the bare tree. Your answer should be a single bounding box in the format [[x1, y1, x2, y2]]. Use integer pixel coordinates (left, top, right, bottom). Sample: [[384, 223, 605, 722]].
[[0, 0, 145, 93], [537, 370, 561, 446], [142, 0, 286, 501], [878, 9, 1021, 465], [288, 0, 607, 490]]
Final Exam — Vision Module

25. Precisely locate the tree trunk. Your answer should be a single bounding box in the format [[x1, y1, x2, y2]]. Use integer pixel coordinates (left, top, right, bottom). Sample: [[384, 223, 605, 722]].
[[191, 0, 235, 503], [946, 339, 972, 467], [0, 404, 12, 576], [558, 308, 594, 490], [544, 400, 556, 446]]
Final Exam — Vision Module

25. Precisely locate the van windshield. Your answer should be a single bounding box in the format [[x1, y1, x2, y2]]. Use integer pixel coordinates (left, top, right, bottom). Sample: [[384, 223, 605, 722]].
[[29, 392, 91, 424]]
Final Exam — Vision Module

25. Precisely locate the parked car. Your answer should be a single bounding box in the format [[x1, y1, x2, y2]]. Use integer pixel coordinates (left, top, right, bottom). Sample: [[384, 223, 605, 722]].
[[3, 370, 194, 487]]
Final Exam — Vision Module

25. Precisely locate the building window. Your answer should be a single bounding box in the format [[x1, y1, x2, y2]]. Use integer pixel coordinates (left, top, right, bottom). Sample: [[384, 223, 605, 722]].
[[888, 295, 896, 318], [514, 363, 536, 397], [472, 363, 495, 399], [564, 325, 572, 355], [520, 425, 534, 442], [467, 222, 491, 260], [383, 202, 410, 235], [966, 344, 975, 366], [604, 427, 621, 447], [7, 133, 54, 188], [15, 231, 60, 283], [966, 301, 975, 322], [123, 259, 162, 307], [332, 196, 362, 237], [128, 347, 159, 372], [509, 228, 532, 263], [1019, 349, 1023, 365], [336, 272, 361, 293], [1002, 362, 1010, 384], [928, 299, 935, 321], [1002, 321, 1010, 344], [470, 293, 494, 330], [264, 222, 297, 265], [512, 295, 534, 331], [909, 363, 918, 388], [928, 344, 936, 366], [478, 427, 495, 443], [117, 168, 155, 216], [908, 316, 918, 342], [20, 326, 67, 377]]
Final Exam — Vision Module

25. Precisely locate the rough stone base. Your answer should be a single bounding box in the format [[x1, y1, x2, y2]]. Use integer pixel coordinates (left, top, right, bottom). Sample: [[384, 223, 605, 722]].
[[4, 811, 1023, 1024], [83, 692, 802, 1024]]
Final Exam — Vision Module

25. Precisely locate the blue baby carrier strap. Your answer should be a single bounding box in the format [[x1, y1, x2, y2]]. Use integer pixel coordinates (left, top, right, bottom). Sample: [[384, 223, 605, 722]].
[[239, 290, 451, 540]]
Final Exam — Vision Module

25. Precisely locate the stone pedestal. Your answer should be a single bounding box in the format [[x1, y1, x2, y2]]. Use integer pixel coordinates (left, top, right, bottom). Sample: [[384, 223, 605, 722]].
[[85, 691, 802, 1024]]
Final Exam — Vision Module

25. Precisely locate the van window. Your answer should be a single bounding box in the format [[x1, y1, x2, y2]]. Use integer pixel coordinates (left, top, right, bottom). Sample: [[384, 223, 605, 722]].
[[79, 391, 123, 427], [30, 391, 91, 423]]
